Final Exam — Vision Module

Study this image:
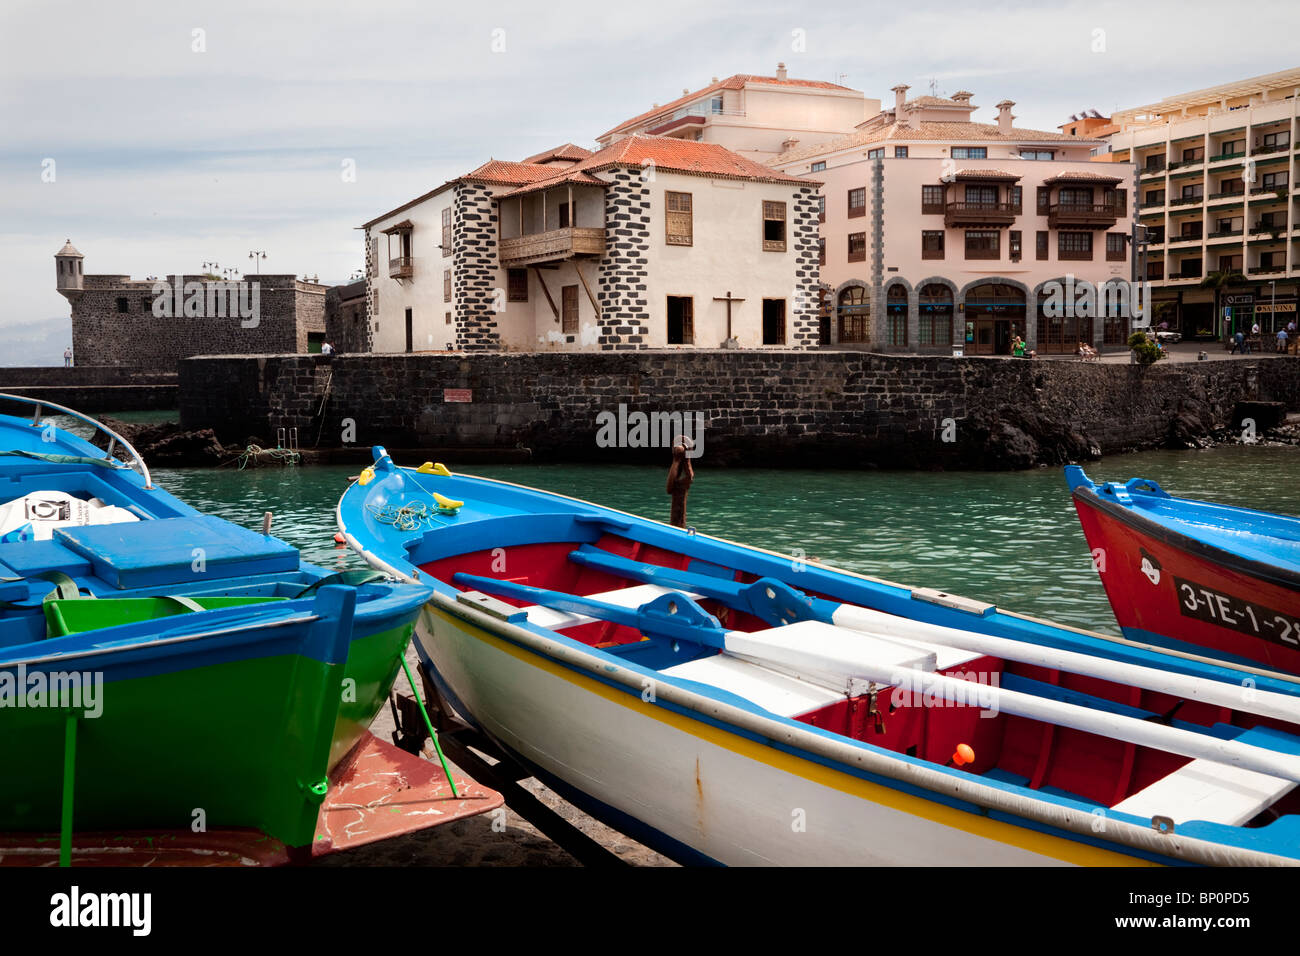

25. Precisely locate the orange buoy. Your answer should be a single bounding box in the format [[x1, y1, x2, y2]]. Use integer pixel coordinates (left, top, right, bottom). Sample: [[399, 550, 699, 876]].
[[952, 743, 975, 767], [333, 532, 346, 545]]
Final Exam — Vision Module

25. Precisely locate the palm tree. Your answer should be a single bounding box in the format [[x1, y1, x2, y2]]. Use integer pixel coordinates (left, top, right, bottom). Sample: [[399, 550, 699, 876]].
[[1200, 270, 1247, 339]]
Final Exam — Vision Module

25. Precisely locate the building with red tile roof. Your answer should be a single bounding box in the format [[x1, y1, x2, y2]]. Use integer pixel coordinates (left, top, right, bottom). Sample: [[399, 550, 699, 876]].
[[363, 134, 823, 352], [596, 64, 879, 159]]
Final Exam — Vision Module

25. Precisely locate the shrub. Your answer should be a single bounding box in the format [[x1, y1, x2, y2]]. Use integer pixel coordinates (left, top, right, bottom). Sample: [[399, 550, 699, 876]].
[[1128, 331, 1165, 366]]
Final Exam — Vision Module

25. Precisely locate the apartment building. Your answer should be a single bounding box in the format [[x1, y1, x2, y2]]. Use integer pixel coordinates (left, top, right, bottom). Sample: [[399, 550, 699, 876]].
[[596, 64, 879, 159], [361, 136, 821, 352], [1108, 67, 1300, 339], [770, 87, 1137, 354]]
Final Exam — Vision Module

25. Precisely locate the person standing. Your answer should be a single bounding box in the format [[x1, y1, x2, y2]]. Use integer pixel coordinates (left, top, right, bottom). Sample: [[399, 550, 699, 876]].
[[1231, 330, 1245, 354], [1277, 327, 1289, 354], [320, 342, 334, 355], [63, 347, 72, 368]]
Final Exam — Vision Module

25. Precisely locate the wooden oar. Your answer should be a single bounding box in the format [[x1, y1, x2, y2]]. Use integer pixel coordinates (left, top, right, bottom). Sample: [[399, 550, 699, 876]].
[[462, 569, 1300, 783], [569, 545, 1300, 726], [451, 573, 725, 645], [850, 660, 1300, 784]]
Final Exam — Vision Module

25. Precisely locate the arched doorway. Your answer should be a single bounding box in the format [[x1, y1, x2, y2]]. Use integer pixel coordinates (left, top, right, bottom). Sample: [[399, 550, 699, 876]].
[[885, 284, 908, 347], [963, 282, 1025, 355], [1037, 286, 1094, 354], [837, 287, 870, 344], [918, 283, 954, 348]]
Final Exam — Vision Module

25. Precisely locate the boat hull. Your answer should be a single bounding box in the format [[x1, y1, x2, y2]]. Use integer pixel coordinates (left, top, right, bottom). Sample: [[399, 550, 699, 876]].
[[1, 594, 423, 850], [414, 603, 1165, 867], [1072, 489, 1300, 676]]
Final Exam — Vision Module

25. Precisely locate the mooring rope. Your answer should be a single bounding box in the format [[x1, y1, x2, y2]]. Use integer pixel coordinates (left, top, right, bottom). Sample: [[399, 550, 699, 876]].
[[236, 444, 301, 469], [365, 500, 440, 532]]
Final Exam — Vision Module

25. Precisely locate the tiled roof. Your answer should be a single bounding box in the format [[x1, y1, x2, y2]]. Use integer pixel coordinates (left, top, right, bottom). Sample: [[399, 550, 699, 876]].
[[1040, 171, 1126, 184], [954, 169, 1021, 180], [772, 120, 1103, 164], [520, 143, 593, 164], [905, 95, 972, 109], [503, 135, 813, 197], [600, 73, 858, 140], [462, 159, 558, 185]]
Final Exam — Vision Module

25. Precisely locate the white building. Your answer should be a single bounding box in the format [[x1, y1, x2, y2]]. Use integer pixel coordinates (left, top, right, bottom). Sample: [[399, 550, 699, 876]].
[[362, 135, 821, 352]]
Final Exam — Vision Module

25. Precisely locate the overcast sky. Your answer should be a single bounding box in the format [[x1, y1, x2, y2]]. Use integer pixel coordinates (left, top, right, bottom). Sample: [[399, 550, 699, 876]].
[[1, 0, 1296, 362]]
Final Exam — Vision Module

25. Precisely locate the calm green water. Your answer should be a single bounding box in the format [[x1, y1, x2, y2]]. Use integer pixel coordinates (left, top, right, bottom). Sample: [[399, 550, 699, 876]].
[[141, 444, 1300, 638]]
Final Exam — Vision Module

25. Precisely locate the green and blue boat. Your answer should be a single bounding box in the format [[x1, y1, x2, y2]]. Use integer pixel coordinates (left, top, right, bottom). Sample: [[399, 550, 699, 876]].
[[0, 395, 436, 859]]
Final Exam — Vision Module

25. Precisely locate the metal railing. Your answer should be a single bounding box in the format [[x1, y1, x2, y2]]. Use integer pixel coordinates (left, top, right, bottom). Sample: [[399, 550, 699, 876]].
[[0, 392, 154, 489]]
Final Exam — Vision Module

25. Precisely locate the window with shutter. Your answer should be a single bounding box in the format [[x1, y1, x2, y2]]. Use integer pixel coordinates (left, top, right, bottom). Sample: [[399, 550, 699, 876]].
[[665, 191, 693, 245], [762, 201, 787, 251]]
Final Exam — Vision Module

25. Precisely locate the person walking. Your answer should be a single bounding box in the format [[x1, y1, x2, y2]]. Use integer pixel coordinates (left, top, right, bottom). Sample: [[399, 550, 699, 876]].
[[62, 347, 72, 368]]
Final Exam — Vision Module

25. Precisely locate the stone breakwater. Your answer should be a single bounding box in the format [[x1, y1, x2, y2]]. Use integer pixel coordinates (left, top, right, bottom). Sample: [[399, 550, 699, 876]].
[[178, 351, 1300, 470]]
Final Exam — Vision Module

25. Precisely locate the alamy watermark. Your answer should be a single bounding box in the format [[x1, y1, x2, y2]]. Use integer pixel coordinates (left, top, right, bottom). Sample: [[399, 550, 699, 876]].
[[887, 669, 1001, 718], [0, 664, 103, 718], [1040, 276, 1151, 322], [150, 276, 260, 328], [595, 404, 705, 458]]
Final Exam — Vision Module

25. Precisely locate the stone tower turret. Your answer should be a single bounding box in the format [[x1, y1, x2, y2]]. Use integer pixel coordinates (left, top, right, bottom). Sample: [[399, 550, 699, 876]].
[[55, 239, 84, 301]]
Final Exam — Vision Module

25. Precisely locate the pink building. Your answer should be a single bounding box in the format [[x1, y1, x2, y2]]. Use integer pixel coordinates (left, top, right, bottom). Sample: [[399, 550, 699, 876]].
[[769, 86, 1139, 354]]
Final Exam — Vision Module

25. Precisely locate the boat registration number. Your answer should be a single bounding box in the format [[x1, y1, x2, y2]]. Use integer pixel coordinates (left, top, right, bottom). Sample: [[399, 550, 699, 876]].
[[1175, 576, 1300, 649]]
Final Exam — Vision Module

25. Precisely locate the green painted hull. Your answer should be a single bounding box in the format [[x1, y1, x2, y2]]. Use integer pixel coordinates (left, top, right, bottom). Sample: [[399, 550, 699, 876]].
[[0, 620, 414, 849]]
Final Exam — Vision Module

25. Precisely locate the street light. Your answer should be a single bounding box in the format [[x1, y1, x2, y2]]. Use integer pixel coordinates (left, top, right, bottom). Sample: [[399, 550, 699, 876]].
[[248, 250, 267, 275], [201, 260, 219, 276]]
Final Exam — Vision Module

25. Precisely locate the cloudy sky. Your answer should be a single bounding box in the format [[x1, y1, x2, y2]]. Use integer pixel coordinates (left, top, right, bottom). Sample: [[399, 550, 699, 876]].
[[1, 0, 1296, 363]]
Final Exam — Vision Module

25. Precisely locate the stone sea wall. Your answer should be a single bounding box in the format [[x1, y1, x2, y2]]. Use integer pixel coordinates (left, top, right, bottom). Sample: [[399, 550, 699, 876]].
[[178, 351, 1300, 470]]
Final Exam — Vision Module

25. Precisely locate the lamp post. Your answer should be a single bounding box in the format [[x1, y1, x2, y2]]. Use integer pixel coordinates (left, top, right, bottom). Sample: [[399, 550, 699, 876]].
[[201, 260, 219, 277], [248, 251, 267, 275]]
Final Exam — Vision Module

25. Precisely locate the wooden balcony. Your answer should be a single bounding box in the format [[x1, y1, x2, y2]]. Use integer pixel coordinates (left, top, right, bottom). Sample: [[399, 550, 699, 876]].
[[389, 257, 413, 279], [498, 227, 606, 267], [1048, 203, 1122, 229], [944, 201, 1019, 227]]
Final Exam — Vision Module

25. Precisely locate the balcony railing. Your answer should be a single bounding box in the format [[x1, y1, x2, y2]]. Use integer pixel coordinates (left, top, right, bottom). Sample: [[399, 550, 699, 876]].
[[1250, 184, 1288, 197], [1252, 264, 1286, 274], [1058, 248, 1094, 261], [945, 201, 1020, 227], [1140, 160, 1167, 175], [1048, 203, 1122, 229], [1168, 232, 1203, 244], [1209, 151, 1246, 163], [1207, 229, 1243, 239], [1169, 157, 1205, 170], [1253, 144, 1290, 157], [921, 202, 945, 215], [1208, 190, 1245, 201], [1146, 266, 1165, 280], [1173, 267, 1203, 279], [964, 247, 1001, 260], [389, 256, 413, 279], [498, 227, 606, 267]]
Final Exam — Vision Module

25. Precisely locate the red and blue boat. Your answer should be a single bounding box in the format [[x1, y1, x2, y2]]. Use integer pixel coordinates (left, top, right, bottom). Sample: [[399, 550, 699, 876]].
[[0, 395, 498, 865], [340, 446, 1300, 866], [1066, 466, 1300, 678]]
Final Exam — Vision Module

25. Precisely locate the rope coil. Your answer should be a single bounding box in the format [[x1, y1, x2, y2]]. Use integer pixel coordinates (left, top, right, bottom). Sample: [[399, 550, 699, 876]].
[[366, 501, 437, 532]]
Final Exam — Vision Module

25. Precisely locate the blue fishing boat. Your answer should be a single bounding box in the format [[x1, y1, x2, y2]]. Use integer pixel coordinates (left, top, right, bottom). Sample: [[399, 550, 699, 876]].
[[0, 395, 498, 862], [339, 446, 1300, 866], [1066, 466, 1300, 677]]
